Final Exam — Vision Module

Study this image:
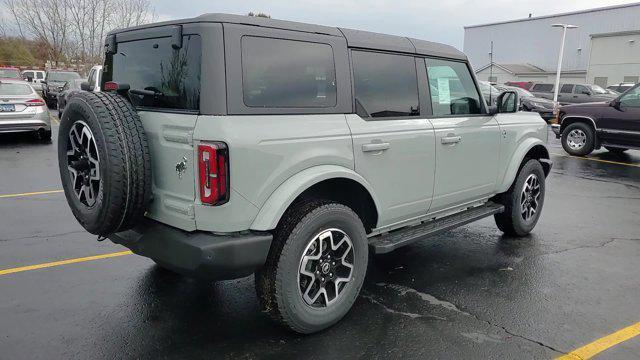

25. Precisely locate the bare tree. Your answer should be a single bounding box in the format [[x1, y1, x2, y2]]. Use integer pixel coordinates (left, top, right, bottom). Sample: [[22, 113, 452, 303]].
[[4, 0, 71, 66], [247, 12, 271, 18]]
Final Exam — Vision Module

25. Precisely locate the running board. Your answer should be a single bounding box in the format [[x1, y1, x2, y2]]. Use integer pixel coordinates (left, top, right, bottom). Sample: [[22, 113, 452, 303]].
[[369, 202, 505, 254]]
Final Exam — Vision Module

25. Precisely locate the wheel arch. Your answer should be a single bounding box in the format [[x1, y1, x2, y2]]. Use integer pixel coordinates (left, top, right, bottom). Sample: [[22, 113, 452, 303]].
[[497, 139, 551, 193], [560, 115, 597, 134], [250, 165, 381, 233]]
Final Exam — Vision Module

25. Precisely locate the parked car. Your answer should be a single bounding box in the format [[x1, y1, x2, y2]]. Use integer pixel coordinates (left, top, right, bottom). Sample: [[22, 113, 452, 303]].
[[57, 14, 552, 334], [42, 70, 81, 107], [80, 65, 103, 92], [552, 83, 640, 156], [478, 80, 501, 105], [607, 83, 636, 94], [56, 79, 86, 118], [0, 79, 51, 141], [556, 83, 617, 104], [21, 70, 46, 92], [0, 66, 23, 80], [495, 84, 555, 121]]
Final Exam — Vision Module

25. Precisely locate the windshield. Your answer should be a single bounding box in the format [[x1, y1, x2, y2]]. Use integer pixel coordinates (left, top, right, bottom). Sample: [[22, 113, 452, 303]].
[[47, 72, 81, 82], [0, 68, 21, 79], [0, 83, 33, 95], [589, 85, 607, 94]]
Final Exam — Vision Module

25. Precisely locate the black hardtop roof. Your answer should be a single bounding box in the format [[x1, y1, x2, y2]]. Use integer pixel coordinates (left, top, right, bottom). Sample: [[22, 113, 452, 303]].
[[108, 13, 466, 61]]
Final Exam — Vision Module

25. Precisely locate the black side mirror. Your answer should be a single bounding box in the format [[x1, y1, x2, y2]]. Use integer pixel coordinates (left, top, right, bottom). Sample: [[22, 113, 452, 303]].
[[80, 82, 94, 92], [496, 91, 519, 113], [610, 99, 621, 109]]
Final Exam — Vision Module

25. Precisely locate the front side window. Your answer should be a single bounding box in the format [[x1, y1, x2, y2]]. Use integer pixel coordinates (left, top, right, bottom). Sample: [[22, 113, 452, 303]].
[[352, 51, 419, 118], [241, 36, 336, 108], [620, 85, 640, 107], [36, 72, 44, 79], [107, 35, 202, 111], [426, 58, 482, 116], [574, 85, 590, 95], [560, 84, 573, 93]]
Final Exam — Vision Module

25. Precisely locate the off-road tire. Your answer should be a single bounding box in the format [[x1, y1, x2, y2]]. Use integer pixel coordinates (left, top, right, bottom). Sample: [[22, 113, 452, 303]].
[[561, 122, 595, 156], [494, 159, 546, 237], [605, 146, 628, 155], [57, 91, 151, 236], [255, 200, 368, 334]]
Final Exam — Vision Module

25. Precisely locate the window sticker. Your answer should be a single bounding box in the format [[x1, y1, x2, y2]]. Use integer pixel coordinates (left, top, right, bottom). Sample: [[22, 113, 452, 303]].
[[437, 78, 451, 105]]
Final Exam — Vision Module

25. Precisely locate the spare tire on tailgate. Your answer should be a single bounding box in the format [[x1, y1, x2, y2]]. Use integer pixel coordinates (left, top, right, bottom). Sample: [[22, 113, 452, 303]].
[[57, 91, 151, 236]]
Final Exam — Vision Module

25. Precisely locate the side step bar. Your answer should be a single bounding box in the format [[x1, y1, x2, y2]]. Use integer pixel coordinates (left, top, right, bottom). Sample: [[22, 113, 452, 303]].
[[369, 202, 505, 254]]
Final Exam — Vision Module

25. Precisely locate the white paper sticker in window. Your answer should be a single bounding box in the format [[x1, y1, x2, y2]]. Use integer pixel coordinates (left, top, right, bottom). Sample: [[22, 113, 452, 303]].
[[437, 78, 451, 105]]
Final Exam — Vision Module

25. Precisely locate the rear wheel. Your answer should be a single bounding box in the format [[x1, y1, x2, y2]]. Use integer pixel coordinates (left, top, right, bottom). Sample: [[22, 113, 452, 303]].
[[494, 159, 546, 237], [605, 146, 628, 155], [256, 200, 368, 334], [561, 122, 594, 156]]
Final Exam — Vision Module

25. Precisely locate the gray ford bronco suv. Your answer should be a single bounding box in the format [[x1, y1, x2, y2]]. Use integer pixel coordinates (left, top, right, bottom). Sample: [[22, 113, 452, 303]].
[[57, 14, 552, 333]]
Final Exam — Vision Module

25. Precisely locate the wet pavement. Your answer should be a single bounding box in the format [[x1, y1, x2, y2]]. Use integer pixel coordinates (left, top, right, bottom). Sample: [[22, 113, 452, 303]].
[[1, 118, 639, 359]]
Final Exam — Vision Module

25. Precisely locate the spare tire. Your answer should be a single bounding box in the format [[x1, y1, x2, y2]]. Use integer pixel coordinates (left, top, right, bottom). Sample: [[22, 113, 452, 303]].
[[57, 91, 151, 236]]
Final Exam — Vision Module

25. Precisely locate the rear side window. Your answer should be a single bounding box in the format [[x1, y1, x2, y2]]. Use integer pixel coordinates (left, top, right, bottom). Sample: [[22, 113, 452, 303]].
[[241, 36, 337, 108], [532, 84, 553, 92], [352, 51, 419, 118], [107, 35, 202, 112], [0, 83, 33, 95], [560, 84, 573, 93], [426, 58, 482, 116]]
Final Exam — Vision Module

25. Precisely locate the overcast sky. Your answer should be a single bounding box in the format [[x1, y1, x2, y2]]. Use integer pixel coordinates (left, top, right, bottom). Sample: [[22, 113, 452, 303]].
[[152, 0, 639, 48]]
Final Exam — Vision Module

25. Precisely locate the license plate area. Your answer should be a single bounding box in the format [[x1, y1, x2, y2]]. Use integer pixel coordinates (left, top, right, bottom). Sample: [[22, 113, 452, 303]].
[[0, 104, 15, 112]]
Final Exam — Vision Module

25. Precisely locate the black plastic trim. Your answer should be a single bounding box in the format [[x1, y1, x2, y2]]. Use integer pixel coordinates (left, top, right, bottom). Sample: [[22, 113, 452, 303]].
[[109, 219, 272, 280]]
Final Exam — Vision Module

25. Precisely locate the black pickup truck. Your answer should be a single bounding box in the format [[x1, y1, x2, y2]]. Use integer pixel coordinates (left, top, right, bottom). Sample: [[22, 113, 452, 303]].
[[552, 83, 640, 156]]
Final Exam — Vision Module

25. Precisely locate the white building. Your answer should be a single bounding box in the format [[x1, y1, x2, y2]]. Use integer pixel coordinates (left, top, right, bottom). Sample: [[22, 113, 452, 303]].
[[464, 2, 640, 86]]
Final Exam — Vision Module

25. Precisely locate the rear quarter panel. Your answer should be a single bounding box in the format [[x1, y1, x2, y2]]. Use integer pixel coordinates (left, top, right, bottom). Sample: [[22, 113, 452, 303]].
[[192, 114, 354, 232]]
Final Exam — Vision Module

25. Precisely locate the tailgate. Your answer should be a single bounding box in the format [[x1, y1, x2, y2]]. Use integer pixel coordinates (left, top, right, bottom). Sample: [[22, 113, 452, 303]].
[[138, 111, 198, 231]]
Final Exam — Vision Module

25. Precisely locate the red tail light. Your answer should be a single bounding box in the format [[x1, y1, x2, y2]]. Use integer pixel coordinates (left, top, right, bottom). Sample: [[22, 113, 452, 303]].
[[103, 81, 119, 91], [25, 99, 45, 106], [198, 142, 229, 205]]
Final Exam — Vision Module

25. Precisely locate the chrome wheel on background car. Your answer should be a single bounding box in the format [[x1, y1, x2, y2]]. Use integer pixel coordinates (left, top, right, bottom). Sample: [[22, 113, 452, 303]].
[[298, 228, 354, 308], [566, 128, 587, 150], [520, 174, 540, 223], [66, 121, 101, 207]]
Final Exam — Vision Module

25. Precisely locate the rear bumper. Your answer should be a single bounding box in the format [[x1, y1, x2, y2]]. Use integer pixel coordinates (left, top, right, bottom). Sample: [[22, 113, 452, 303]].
[[0, 119, 51, 133], [109, 219, 272, 280]]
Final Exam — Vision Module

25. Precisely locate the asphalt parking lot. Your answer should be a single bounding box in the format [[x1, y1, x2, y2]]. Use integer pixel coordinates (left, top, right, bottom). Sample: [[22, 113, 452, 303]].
[[1, 114, 639, 359]]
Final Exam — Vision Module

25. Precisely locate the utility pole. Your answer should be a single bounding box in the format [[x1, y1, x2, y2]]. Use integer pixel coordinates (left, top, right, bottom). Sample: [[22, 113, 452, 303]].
[[551, 24, 578, 111]]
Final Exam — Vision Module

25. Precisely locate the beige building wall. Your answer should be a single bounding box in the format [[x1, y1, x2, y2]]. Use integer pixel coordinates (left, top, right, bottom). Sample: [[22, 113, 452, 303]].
[[588, 32, 640, 87]]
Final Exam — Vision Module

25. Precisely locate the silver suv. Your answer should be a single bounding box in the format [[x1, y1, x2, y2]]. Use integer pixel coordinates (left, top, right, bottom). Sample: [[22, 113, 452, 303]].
[[57, 14, 552, 333]]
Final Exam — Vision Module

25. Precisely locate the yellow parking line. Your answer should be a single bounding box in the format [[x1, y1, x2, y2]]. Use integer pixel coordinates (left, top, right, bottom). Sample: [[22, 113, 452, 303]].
[[0, 251, 133, 276], [51, 115, 59, 125], [556, 322, 640, 360], [551, 153, 640, 168], [0, 189, 64, 199]]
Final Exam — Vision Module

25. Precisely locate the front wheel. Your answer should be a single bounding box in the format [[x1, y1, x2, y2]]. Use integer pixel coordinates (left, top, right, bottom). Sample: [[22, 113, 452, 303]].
[[255, 200, 368, 334], [561, 122, 594, 156], [494, 159, 546, 237]]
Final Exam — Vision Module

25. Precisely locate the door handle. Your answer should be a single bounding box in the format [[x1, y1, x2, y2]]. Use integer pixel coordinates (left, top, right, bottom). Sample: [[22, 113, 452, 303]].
[[362, 142, 390, 152], [441, 136, 462, 145]]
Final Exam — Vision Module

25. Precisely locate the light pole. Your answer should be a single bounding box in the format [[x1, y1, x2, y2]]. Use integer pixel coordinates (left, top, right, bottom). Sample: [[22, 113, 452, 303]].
[[551, 24, 578, 111]]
